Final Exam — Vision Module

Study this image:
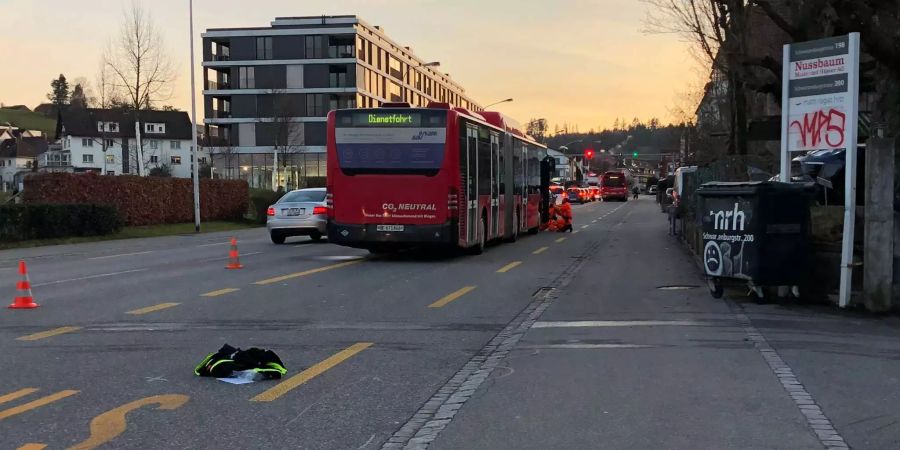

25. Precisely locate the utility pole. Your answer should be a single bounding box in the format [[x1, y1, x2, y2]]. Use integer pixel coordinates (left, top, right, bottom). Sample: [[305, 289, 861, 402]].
[[189, 0, 201, 232]]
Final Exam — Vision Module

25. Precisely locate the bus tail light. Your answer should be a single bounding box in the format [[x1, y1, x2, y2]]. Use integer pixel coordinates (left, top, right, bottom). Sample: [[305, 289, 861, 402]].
[[266, 207, 275, 217], [448, 187, 459, 212], [313, 206, 328, 215], [325, 193, 334, 218]]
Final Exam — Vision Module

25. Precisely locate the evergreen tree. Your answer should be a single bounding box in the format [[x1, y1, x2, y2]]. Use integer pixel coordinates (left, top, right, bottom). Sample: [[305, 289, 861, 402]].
[[47, 74, 70, 107]]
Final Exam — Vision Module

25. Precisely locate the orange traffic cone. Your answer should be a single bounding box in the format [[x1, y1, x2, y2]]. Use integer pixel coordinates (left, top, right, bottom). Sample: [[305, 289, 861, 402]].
[[10, 260, 39, 309], [225, 237, 243, 269]]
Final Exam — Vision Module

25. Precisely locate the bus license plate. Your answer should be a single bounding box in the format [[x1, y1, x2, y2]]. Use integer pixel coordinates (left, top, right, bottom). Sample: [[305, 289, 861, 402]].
[[376, 225, 404, 232]]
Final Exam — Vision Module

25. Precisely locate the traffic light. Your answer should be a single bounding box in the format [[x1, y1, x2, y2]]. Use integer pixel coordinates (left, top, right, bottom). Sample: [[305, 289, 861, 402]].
[[632, 151, 638, 158], [584, 148, 594, 159]]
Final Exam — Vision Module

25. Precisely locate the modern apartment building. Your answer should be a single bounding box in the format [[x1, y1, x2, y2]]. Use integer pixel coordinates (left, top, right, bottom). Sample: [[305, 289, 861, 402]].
[[202, 15, 482, 189]]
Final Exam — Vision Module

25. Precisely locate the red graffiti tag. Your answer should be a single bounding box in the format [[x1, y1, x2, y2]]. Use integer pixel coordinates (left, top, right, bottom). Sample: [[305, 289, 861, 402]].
[[790, 108, 846, 149]]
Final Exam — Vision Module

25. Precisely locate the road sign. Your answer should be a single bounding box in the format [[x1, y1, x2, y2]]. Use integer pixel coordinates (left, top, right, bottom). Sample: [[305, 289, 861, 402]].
[[779, 33, 860, 309]]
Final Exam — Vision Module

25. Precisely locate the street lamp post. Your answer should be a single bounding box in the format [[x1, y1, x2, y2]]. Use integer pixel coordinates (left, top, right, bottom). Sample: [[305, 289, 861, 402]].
[[189, 0, 201, 232], [484, 98, 513, 109]]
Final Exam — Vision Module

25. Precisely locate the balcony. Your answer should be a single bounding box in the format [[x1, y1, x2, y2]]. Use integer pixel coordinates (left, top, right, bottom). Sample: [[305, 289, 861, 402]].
[[207, 81, 233, 90], [210, 110, 232, 119], [212, 53, 230, 62]]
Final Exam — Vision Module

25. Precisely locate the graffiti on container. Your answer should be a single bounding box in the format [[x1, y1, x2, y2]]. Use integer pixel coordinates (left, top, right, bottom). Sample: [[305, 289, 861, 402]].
[[790, 108, 846, 149]]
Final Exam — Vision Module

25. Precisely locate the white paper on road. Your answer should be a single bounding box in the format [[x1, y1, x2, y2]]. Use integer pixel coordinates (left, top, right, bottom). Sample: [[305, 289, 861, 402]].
[[216, 370, 260, 384]]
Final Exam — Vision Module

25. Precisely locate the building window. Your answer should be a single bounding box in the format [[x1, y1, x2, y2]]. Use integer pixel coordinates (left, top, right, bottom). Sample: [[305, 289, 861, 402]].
[[256, 37, 272, 60], [170, 140, 181, 149], [107, 171, 115, 176], [150, 155, 159, 163], [329, 66, 348, 88], [306, 94, 324, 116], [83, 154, 94, 163], [97, 122, 103, 132], [145, 123, 165, 134], [149, 140, 158, 149], [105, 139, 115, 148], [82, 138, 92, 147], [239, 67, 255, 89], [199, 157, 208, 164], [305, 35, 324, 58], [106, 154, 115, 163], [171, 156, 182, 165], [389, 56, 402, 80], [109, 122, 118, 132]]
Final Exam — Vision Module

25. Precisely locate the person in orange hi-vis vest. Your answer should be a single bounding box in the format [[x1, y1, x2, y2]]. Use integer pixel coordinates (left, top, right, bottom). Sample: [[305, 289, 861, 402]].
[[558, 198, 573, 232]]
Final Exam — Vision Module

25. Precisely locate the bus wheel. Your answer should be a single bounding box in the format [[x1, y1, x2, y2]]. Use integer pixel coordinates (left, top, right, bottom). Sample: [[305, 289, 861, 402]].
[[470, 217, 486, 255]]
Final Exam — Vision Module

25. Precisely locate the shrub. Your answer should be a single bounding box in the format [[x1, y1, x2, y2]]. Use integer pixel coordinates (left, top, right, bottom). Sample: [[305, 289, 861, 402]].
[[0, 204, 123, 241], [249, 188, 282, 224], [23, 172, 249, 226]]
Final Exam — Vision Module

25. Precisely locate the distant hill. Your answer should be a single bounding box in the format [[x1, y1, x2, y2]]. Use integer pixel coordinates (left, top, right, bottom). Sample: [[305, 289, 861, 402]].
[[0, 108, 57, 137]]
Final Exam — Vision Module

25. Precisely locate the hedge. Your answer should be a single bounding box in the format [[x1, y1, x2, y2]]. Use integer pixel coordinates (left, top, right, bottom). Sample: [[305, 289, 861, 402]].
[[23, 173, 249, 226], [0, 204, 123, 241]]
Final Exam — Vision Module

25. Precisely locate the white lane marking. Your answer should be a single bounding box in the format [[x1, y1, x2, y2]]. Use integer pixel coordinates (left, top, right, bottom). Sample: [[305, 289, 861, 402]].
[[32, 268, 148, 287], [196, 241, 230, 247], [519, 344, 653, 349], [88, 250, 154, 260], [532, 320, 708, 328]]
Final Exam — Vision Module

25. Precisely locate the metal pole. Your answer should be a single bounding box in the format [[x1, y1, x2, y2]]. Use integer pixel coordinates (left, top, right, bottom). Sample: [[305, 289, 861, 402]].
[[189, 0, 201, 232], [838, 32, 861, 308], [779, 43, 791, 182]]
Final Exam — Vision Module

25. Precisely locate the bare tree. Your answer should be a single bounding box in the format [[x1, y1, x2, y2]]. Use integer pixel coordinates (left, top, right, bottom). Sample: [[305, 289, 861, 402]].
[[272, 91, 304, 190], [526, 118, 549, 143], [643, 0, 751, 156], [103, 0, 174, 175]]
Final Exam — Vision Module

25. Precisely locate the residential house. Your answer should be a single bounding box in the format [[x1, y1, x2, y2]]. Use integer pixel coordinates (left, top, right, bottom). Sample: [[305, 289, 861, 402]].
[[0, 136, 46, 191], [51, 108, 208, 178]]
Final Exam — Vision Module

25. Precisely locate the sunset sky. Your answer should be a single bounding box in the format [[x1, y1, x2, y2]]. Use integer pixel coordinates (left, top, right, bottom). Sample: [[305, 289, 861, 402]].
[[0, 0, 698, 131]]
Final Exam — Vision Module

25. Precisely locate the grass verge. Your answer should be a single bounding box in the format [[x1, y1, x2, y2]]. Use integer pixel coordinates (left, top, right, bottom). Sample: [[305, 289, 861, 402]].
[[0, 221, 261, 250]]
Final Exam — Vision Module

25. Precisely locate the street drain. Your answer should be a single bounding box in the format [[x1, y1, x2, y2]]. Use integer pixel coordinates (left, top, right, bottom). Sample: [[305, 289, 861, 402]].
[[657, 285, 700, 290]]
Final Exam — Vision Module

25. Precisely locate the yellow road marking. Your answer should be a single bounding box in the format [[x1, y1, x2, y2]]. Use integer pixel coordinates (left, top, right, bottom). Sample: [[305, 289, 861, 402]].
[[496, 261, 522, 273], [251, 342, 373, 402], [254, 260, 362, 286], [555, 237, 567, 243], [201, 288, 239, 297], [17, 444, 46, 450], [532, 247, 549, 255], [126, 303, 180, 315], [0, 388, 38, 405], [17, 326, 82, 341], [0, 390, 79, 421], [429, 286, 477, 308], [67, 394, 189, 450]]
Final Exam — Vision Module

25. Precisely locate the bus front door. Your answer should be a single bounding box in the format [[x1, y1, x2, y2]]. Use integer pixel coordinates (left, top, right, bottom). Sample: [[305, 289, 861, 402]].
[[466, 126, 479, 245], [490, 133, 500, 238]]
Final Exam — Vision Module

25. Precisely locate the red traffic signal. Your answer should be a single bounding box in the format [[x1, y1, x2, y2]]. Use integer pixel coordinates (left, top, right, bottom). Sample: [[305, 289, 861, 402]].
[[584, 148, 594, 159]]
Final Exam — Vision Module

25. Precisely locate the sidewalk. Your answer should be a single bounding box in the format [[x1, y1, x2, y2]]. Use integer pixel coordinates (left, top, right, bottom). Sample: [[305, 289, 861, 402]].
[[428, 199, 897, 449]]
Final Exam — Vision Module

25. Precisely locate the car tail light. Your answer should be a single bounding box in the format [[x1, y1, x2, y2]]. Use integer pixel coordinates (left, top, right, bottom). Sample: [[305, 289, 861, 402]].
[[266, 207, 275, 217], [448, 186, 459, 211], [313, 206, 328, 215]]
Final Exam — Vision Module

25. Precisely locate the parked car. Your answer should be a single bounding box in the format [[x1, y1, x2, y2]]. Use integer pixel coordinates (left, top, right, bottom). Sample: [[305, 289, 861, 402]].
[[648, 185, 658, 195], [566, 187, 584, 204], [267, 188, 328, 244]]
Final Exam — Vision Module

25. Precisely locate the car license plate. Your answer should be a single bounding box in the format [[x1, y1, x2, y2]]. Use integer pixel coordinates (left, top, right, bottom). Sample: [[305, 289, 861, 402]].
[[376, 225, 404, 232], [286, 208, 303, 216]]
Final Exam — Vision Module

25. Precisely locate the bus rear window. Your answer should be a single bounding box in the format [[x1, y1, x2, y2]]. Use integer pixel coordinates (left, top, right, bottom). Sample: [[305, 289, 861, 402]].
[[603, 175, 625, 187], [334, 127, 447, 175]]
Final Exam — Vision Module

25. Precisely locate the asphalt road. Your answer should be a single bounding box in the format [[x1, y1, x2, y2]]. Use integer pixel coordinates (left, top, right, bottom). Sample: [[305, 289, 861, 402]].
[[2, 197, 898, 449]]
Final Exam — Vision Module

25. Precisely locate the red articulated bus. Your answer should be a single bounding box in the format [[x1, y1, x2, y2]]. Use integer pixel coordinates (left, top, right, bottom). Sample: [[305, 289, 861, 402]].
[[326, 102, 547, 254], [600, 171, 629, 201]]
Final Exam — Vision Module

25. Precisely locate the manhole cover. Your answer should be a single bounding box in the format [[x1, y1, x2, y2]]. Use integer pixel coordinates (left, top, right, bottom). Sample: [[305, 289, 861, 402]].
[[656, 285, 700, 290]]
